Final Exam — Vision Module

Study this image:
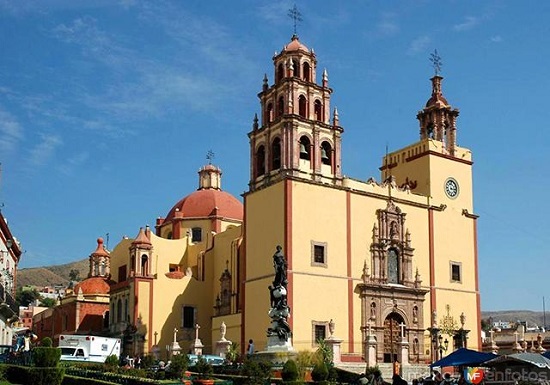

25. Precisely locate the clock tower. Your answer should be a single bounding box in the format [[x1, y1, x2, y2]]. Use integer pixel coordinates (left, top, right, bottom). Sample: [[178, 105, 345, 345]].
[[381, 74, 473, 211]]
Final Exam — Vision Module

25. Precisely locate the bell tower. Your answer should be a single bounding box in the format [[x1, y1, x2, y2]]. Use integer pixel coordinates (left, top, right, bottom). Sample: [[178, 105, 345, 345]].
[[248, 35, 343, 191]]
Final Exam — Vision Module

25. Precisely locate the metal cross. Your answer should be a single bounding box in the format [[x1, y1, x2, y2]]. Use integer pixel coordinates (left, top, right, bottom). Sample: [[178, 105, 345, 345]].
[[288, 4, 303, 35], [429, 49, 443, 75], [206, 150, 215, 164]]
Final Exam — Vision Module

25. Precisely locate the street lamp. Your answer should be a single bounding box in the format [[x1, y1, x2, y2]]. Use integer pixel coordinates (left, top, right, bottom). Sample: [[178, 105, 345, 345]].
[[438, 335, 449, 359]]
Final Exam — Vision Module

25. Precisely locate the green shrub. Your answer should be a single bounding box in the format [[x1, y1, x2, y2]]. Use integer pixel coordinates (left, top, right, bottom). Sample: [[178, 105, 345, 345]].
[[311, 361, 328, 382], [167, 353, 189, 379], [295, 351, 313, 379], [41, 337, 53, 347], [141, 354, 155, 369], [104, 354, 119, 370], [192, 356, 213, 379], [5, 365, 64, 385], [281, 359, 299, 381], [33, 347, 61, 367], [241, 358, 272, 385]]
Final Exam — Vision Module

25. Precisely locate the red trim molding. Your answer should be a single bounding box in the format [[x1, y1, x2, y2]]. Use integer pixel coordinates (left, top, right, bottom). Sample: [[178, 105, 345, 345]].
[[473, 217, 481, 350], [428, 209, 436, 314]]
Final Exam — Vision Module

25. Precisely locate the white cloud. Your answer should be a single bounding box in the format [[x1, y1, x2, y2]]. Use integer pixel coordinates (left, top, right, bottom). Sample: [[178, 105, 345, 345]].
[[490, 35, 503, 43], [453, 16, 479, 32], [407, 36, 431, 55], [58, 151, 89, 175], [376, 13, 399, 37], [0, 106, 24, 153], [28, 134, 63, 166]]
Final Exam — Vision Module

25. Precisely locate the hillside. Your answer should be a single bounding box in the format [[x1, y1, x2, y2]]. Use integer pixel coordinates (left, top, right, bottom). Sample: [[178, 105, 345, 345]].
[[481, 310, 547, 328], [17, 258, 89, 289]]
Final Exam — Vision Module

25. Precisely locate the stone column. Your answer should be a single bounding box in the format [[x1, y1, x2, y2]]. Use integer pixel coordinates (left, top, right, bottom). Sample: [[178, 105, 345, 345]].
[[365, 322, 377, 367], [397, 323, 409, 366]]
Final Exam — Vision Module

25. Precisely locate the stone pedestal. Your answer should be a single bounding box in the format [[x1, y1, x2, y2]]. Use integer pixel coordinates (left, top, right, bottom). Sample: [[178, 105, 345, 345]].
[[397, 340, 409, 366], [266, 336, 294, 352], [325, 337, 343, 364], [215, 339, 232, 358], [170, 341, 182, 356], [190, 338, 204, 355]]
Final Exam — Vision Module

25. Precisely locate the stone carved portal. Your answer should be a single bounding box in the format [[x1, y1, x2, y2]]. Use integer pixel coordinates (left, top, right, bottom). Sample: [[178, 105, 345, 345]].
[[357, 200, 429, 365]]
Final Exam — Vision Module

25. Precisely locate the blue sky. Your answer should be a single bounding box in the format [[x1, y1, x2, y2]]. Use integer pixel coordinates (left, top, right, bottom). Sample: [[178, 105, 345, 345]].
[[1, 0, 549, 312]]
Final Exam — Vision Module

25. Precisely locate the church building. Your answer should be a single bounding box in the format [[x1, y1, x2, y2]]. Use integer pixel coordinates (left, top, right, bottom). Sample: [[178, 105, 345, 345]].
[[103, 34, 480, 367]]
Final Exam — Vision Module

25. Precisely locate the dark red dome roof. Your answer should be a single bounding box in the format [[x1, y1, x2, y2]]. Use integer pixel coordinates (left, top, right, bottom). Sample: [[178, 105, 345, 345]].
[[165, 189, 243, 222], [74, 277, 112, 295]]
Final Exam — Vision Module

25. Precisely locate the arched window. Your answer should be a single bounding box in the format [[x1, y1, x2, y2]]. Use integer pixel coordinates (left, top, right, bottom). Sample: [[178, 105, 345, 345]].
[[314, 100, 322, 121], [277, 63, 284, 83], [320, 141, 332, 165], [256, 145, 266, 176], [266, 103, 274, 123], [271, 138, 281, 170], [298, 95, 307, 118], [124, 298, 128, 322], [277, 96, 284, 117], [293, 59, 300, 77], [141, 254, 148, 276], [303, 62, 310, 81], [299, 136, 311, 161], [116, 298, 122, 323], [103, 311, 110, 329], [387, 248, 399, 284]]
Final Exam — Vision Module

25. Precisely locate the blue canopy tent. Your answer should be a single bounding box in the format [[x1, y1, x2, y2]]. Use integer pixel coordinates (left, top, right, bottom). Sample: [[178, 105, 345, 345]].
[[430, 348, 497, 368], [543, 351, 550, 360]]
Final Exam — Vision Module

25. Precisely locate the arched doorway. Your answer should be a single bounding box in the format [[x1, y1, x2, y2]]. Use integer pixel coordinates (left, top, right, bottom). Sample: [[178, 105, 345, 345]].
[[383, 312, 404, 363]]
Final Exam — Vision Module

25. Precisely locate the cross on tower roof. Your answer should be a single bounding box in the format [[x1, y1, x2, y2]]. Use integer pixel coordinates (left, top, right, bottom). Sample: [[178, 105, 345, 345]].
[[288, 4, 303, 36], [430, 49, 443, 76], [206, 150, 215, 164]]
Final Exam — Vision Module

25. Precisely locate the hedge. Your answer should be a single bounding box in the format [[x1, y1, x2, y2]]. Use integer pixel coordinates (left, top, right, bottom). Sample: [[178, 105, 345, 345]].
[[5, 365, 64, 385]]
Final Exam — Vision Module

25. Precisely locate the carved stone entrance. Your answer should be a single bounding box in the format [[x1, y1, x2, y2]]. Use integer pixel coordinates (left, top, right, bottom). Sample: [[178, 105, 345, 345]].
[[357, 200, 429, 366]]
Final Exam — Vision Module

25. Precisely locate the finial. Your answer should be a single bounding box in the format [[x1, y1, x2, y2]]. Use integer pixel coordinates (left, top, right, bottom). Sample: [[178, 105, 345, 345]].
[[332, 107, 339, 126], [322, 68, 328, 87], [206, 150, 215, 165], [429, 49, 443, 76], [263, 73, 268, 90], [287, 4, 303, 36], [253, 113, 259, 130]]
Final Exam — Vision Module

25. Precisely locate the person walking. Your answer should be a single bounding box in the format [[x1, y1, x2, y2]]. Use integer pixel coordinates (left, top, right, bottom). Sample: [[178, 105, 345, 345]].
[[247, 339, 254, 355]]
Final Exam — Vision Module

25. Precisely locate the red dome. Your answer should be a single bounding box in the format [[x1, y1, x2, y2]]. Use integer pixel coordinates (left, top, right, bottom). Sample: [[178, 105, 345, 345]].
[[73, 277, 112, 295], [284, 35, 309, 52], [165, 189, 243, 222]]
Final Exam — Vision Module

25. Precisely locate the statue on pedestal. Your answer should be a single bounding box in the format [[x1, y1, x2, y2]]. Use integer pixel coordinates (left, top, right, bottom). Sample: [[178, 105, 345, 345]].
[[267, 246, 292, 342]]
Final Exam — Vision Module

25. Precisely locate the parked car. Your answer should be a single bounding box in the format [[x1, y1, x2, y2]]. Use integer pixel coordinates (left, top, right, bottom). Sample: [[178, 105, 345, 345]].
[[0, 345, 14, 363]]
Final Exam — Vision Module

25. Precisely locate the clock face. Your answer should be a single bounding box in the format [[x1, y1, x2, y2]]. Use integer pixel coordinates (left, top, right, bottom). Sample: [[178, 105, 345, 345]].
[[444, 178, 459, 198]]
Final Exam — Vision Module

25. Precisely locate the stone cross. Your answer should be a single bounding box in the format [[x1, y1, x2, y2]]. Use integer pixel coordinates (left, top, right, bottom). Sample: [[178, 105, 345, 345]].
[[173, 328, 178, 343], [195, 324, 201, 340], [154, 331, 158, 345], [367, 321, 373, 336], [399, 322, 406, 339]]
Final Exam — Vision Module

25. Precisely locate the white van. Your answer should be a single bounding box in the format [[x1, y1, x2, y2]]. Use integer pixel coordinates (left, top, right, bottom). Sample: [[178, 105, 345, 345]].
[[58, 335, 121, 363]]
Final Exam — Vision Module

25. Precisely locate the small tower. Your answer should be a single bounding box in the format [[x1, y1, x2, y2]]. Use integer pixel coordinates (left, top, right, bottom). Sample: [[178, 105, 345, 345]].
[[88, 238, 110, 278], [416, 75, 460, 156], [129, 227, 153, 277], [248, 34, 343, 191]]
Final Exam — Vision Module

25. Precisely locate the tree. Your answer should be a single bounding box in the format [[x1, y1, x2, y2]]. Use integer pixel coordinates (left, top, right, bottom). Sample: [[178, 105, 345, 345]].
[[69, 269, 80, 282], [16, 287, 41, 307], [40, 298, 57, 308]]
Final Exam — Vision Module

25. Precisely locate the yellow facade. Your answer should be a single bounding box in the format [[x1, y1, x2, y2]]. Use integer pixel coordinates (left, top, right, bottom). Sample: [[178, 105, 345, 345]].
[[104, 34, 480, 367]]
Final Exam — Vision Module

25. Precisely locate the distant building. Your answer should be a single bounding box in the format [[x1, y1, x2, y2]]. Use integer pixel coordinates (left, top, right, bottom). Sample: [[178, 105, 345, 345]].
[[0, 211, 22, 345], [18, 305, 47, 330], [33, 239, 112, 344]]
